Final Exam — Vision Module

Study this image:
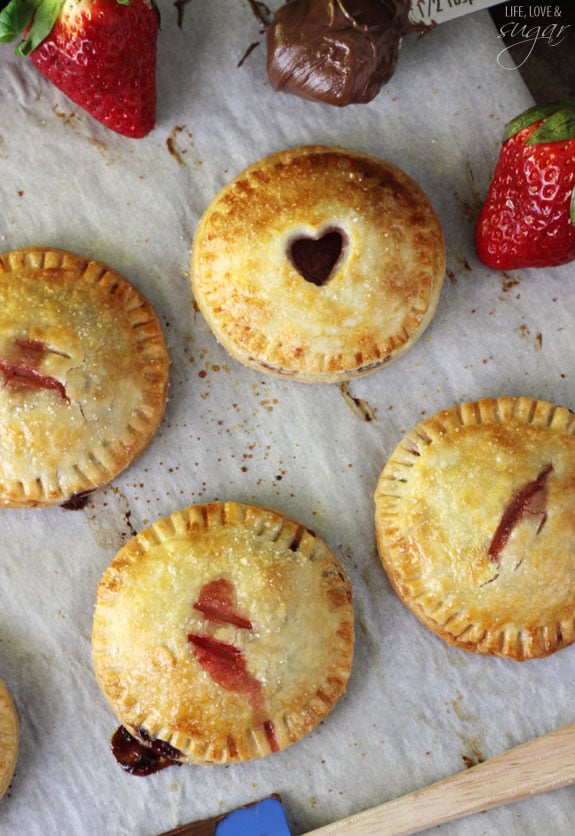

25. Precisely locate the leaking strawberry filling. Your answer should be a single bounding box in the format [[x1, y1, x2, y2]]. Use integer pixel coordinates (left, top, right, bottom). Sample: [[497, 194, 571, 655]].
[[111, 725, 183, 776], [263, 719, 280, 752], [0, 361, 70, 402], [188, 633, 262, 700], [189, 578, 279, 751], [488, 463, 553, 562], [61, 489, 96, 510], [193, 577, 253, 629], [0, 339, 69, 402], [13, 338, 49, 365], [112, 577, 279, 775]]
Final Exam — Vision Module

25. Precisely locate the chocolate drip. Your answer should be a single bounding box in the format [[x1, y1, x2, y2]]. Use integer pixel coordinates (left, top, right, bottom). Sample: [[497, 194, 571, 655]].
[[266, 0, 429, 106]]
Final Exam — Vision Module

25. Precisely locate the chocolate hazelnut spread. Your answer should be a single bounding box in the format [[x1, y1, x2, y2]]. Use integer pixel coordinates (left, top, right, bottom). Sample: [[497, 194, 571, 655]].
[[266, 0, 427, 106]]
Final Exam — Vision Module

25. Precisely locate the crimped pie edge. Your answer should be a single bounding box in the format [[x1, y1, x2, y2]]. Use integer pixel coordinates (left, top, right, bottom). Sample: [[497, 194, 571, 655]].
[[191, 144, 445, 383], [0, 676, 19, 799], [92, 500, 355, 764], [374, 396, 575, 661], [0, 246, 170, 507]]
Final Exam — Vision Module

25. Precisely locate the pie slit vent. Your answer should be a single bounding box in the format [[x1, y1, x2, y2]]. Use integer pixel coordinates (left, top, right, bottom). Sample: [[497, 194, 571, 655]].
[[0, 677, 19, 798], [374, 396, 575, 661], [191, 144, 445, 383], [92, 501, 355, 767], [288, 227, 347, 286], [0, 247, 170, 507]]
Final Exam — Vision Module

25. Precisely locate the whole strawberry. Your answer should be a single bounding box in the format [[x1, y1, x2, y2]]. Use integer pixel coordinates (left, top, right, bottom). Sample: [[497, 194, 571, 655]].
[[0, 0, 158, 138], [475, 100, 575, 270]]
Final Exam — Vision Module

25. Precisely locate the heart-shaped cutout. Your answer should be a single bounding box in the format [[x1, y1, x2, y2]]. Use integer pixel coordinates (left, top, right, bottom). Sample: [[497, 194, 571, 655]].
[[289, 229, 345, 286]]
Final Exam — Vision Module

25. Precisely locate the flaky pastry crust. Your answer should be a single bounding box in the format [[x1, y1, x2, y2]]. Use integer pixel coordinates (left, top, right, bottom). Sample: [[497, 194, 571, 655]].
[[0, 247, 169, 507], [92, 501, 355, 764], [374, 397, 575, 661], [0, 677, 19, 798], [191, 145, 445, 383]]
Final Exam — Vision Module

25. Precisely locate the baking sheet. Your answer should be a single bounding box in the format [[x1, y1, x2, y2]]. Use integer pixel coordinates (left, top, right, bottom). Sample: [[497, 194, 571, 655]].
[[1, 2, 574, 833]]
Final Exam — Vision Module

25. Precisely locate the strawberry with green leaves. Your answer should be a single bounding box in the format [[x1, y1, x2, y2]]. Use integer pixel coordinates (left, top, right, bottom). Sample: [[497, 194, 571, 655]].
[[0, 0, 159, 138], [475, 100, 575, 270]]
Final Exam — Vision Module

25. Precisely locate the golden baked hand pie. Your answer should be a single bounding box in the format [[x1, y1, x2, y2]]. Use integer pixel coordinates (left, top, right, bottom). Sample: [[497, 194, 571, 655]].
[[0, 247, 169, 508], [374, 397, 575, 661], [92, 501, 354, 769], [191, 145, 445, 383], [0, 677, 19, 799]]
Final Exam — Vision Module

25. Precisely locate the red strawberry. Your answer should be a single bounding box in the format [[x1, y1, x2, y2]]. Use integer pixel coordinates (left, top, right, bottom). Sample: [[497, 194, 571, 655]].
[[475, 100, 575, 270], [0, 0, 159, 138]]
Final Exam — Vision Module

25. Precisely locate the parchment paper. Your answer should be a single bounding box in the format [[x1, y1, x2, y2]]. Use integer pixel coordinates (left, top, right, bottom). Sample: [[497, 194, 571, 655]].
[[1, 2, 574, 834]]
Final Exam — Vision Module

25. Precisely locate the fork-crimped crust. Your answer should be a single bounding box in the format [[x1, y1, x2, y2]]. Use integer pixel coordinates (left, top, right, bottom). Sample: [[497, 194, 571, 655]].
[[191, 145, 445, 383], [0, 247, 169, 507], [92, 501, 355, 764], [374, 397, 575, 661]]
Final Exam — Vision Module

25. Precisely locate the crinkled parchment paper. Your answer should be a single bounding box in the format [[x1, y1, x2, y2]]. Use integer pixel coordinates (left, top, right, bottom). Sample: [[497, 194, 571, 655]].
[[0, 2, 574, 834]]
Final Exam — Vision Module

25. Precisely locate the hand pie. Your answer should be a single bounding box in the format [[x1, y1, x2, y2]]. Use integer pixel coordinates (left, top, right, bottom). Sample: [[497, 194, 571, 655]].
[[92, 501, 355, 766], [0, 677, 19, 799], [191, 145, 445, 383], [374, 397, 575, 661], [0, 247, 169, 507]]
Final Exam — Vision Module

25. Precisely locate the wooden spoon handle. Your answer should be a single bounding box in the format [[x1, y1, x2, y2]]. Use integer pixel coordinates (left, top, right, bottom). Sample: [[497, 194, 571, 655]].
[[304, 721, 575, 835]]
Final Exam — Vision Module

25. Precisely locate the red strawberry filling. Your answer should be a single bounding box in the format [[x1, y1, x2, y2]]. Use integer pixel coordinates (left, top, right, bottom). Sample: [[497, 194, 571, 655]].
[[0, 338, 69, 402], [263, 719, 279, 752], [193, 577, 253, 629], [189, 578, 278, 749], [188, 634, 263, 702], [110, 724, 183, 776], [488, 464, 553, 562]]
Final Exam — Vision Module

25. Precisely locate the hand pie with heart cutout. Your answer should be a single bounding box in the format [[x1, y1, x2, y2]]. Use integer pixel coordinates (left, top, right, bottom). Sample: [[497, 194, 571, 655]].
[[92, 501, 354, 768], [374, 397, 575, 661], [0, 677, 19, 799], [0, 247, 169, 507], [191, 145, 445, 383]]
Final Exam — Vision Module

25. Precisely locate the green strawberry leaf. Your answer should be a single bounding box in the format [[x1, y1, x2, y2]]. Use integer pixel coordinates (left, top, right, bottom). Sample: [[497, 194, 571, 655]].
[[528, 106, 575, 145], [15, 0, 62, 54], [0, 0, 149, 53], [504, 103, 564, 141], [504, 100, 575, 144], [0, 0, 36, 42]]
